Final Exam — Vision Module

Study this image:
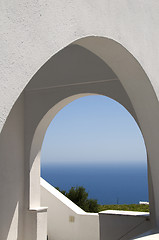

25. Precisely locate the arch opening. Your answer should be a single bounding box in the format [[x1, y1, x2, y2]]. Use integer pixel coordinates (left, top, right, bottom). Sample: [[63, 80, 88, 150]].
[[8, 35, 159, 232], [41, 94, 148, 206]]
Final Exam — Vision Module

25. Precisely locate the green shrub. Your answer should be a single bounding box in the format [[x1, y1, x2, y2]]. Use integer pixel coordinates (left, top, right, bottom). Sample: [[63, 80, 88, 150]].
[[56, 186, 98, 212]]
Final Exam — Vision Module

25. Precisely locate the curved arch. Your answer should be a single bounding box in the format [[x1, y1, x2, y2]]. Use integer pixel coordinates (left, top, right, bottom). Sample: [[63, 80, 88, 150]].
[[24, 36, 159, 229], [1, 1, 158, 137], [29, 93, 91, 208], [29, 91, 145, 206], [1, 35, 159, 239], [30, 90, 145, 199], [0, 1, 159, 238]]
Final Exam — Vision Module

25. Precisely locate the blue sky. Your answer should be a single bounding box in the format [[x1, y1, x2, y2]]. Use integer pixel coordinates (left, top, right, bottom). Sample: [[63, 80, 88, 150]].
[[41, 95, 147, 166]]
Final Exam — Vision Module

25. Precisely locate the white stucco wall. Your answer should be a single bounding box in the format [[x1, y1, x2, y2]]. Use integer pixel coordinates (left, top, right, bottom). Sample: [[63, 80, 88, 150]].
[[99, 211, 151, 240], [40, 178, 99, 240], [0, 1, 159, 239], [40, 178, 151, 240], [0, 94, 24, 240], [1, 1, 159, 132]]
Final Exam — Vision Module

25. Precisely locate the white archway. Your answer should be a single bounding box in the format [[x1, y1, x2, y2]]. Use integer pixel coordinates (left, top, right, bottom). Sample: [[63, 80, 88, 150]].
[[1, 36, 158, 239], [24, 36, 159, 228], [1, 1, 159, 239]]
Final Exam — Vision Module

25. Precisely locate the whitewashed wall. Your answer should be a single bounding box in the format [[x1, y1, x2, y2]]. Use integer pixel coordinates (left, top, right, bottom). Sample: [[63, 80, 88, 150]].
[[0, 94, 24, 240], [1, 1, 159, 239], [99, 211, 151, 240], [40, 178, 152, 240], [40, 178, 99, 240]]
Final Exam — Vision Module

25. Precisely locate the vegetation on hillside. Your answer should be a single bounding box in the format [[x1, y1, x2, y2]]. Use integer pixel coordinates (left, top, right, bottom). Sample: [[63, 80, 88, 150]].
[[98, 204, 149, 212], [56, 186, 98, 212], [56, 186, 149, 213]]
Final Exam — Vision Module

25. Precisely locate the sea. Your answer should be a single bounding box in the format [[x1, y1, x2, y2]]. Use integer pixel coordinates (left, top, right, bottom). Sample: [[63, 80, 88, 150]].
[[41, 163, 149, 205]]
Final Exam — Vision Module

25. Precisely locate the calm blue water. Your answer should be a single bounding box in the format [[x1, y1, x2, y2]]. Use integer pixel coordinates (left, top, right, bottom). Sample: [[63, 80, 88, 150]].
[[41, 163, 149, 205]]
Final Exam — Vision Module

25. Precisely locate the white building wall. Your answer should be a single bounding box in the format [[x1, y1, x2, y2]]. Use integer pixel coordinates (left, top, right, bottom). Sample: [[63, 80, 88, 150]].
[[40, 178, 99, 240], [0, 1, 159, 132], [0, 94, 25, 240], [40, 179, 151, 240], [99, 211, 151, 240], [0, 1, 159, 239]]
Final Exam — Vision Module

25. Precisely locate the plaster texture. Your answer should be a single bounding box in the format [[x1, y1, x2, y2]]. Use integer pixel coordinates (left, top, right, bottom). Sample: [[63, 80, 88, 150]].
[[0, 1, 159, 239]]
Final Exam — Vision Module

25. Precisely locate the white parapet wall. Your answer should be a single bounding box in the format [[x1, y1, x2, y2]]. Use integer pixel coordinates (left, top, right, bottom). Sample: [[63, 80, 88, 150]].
[[40, 178, 99, 240], [99, 210, 151, 240]]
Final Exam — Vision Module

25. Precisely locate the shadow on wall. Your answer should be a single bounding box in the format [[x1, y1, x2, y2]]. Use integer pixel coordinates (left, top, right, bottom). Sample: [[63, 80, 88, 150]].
[[7, 202, 20, 240], [0, 94, 24, 240], [26, 44, 117, 91]]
